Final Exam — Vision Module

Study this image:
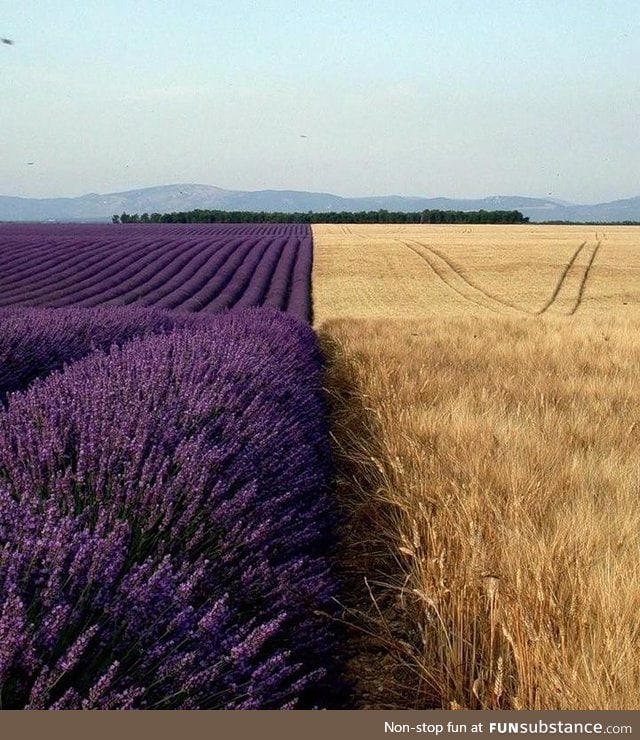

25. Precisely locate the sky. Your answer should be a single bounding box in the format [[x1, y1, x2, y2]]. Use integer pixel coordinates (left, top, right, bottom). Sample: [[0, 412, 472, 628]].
[[1, 0, 639, 203]]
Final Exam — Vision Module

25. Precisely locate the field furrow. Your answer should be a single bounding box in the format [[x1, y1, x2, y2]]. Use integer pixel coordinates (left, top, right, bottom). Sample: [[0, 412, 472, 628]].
[[570, 241, 602, 314], [0, 223, 313, 320]]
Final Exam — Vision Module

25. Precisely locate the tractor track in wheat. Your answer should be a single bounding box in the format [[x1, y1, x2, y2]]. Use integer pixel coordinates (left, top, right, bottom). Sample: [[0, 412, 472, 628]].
[[536, 240, 587, 314], [405, 237, 603, 318], [536, 240, 601, 315], [401, 240, 526, 315], [569, 241, 601, 315]]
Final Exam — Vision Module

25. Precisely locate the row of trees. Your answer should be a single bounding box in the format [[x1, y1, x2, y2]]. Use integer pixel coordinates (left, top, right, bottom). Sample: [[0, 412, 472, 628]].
[[113, 208, 529, 225]]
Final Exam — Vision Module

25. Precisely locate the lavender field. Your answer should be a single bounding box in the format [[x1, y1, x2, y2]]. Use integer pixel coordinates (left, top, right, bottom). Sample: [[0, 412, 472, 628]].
[[0, 223, 312, 320], [0, 225, 343, 709]]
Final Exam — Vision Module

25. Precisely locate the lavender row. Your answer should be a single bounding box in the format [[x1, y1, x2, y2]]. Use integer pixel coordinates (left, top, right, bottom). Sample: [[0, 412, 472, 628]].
[[0, 309, 340, 709], [0, 306, 217, 404], [0, 224, 313, 320], [0, 231, 278, 306]]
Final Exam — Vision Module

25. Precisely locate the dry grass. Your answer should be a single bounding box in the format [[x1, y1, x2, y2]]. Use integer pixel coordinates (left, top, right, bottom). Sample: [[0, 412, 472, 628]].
[[313, 225, 640, 709], [312, 224, 640, 323]]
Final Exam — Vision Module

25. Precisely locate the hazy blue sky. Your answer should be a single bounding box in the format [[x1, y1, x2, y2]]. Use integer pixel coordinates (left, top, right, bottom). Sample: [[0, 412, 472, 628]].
[[2, 0, 639, 202]]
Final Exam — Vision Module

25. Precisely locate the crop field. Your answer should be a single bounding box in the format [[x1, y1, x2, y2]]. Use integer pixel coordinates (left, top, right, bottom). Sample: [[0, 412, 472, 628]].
[[313, 224, 640, 710], [0, 221, 638, 710], [312, 224, 640, 322], [0, 223, 312, 320], [0, 222, 339, 709]]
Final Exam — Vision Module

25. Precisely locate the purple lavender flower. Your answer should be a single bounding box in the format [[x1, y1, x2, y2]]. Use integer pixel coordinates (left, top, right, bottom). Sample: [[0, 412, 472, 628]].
[[0, 309, 339, 709], [0, 223, 313, 320]]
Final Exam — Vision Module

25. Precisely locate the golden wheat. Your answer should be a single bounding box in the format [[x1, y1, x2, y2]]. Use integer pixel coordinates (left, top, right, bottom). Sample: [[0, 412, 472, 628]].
[[313, 224, 640, 709], [312, 224, 640, 323]]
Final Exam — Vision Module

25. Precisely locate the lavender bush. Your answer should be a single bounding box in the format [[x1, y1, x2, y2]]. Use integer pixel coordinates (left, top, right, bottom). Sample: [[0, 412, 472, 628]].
[[0, 306, 215, 404], [0, 309, 339, 709]]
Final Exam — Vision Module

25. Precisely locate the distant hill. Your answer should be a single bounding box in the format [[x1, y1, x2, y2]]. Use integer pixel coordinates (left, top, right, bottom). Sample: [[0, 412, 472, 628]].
[[1, 184, 639, 223]]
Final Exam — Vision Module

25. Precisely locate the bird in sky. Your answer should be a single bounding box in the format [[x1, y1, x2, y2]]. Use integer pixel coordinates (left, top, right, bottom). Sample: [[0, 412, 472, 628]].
[[1, 38, 14, 45]]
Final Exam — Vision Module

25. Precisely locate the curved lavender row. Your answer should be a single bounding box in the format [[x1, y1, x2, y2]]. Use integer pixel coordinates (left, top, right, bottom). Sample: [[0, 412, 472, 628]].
[[132, 237, 245, 308], [0, 306, 213, 404], [0, 309, 339, 709], [2, 238, 175, 307], [160, 236, 263, 311], [0, 229, 122, 274], [263, 237, 301, 311], [79, 237, 224, 308], [77, 237, 215, 307], [0, 224, 314, 320], [286, 231, 314, 321], [232, 237, 288, 310], [0, 232, 176, 297], [36, 238, 180, 307], [0, 238, 116, 300], [0, 237, 96, 281], [202, 238, 275, 312]]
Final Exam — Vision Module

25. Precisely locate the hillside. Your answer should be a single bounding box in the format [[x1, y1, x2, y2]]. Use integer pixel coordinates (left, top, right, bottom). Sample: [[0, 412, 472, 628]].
[[2, 184, 640, 223]]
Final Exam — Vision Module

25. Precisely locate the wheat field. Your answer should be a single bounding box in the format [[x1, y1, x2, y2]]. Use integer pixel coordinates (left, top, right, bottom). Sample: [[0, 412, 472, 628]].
[[312, 224, 640, 323], [312, 224, 640, 709]]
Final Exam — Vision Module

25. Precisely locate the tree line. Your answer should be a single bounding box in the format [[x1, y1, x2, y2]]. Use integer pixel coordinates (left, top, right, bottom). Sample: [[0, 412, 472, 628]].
[[113, 208, 529, 225]]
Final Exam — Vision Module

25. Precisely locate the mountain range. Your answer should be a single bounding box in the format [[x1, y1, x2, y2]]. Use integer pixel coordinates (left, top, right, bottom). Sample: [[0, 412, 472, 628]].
[[2, 184, 640, 223]]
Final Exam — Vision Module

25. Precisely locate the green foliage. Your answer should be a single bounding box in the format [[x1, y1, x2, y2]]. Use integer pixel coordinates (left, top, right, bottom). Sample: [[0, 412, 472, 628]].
[[114, 208, 529, 225]]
